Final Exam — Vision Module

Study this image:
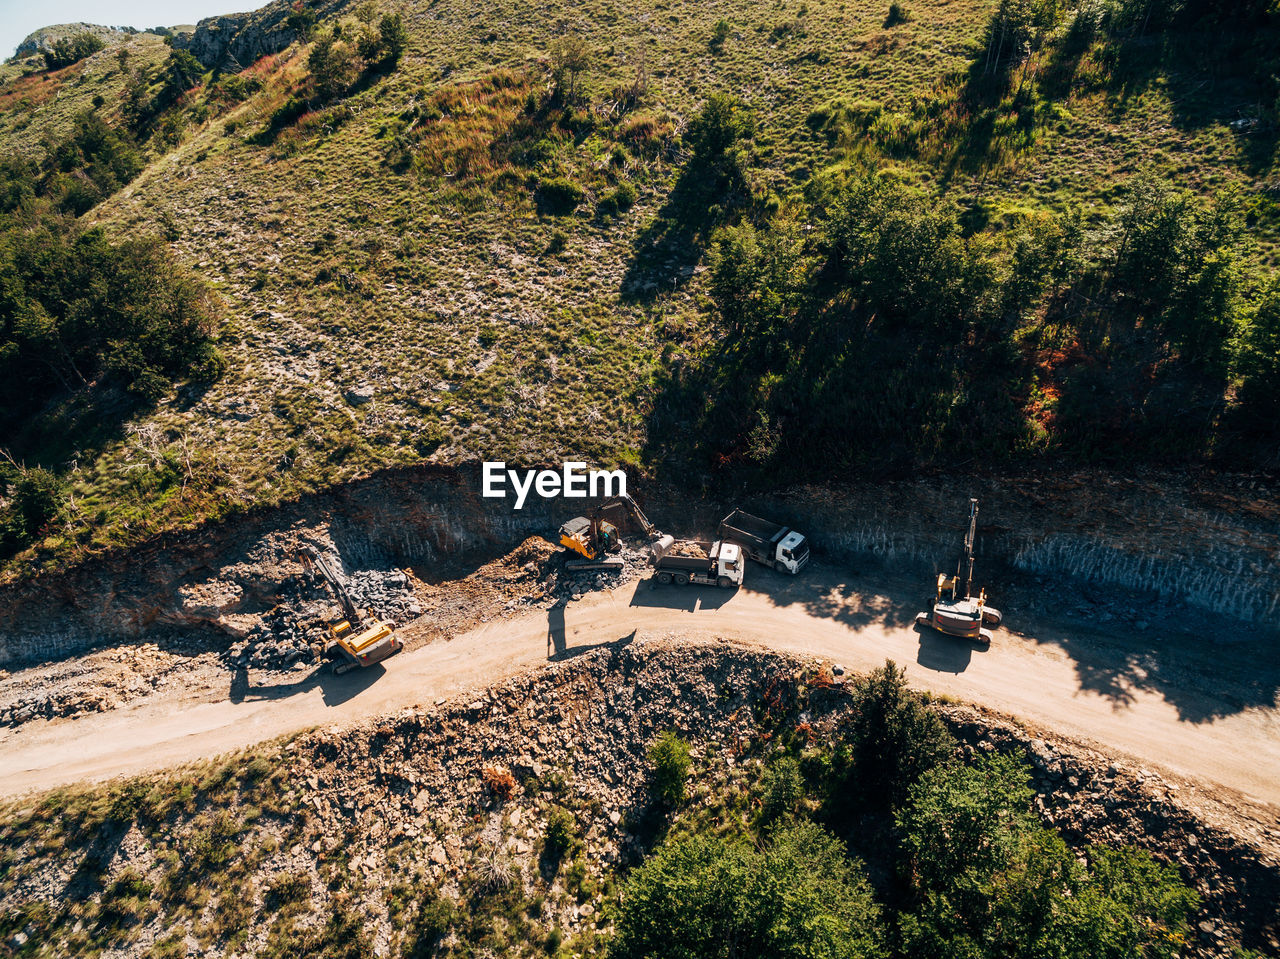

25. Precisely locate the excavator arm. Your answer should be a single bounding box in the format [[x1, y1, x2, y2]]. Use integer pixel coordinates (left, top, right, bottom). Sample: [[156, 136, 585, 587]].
[[298, 546, 362, 629], [603, 494, 662, 542]]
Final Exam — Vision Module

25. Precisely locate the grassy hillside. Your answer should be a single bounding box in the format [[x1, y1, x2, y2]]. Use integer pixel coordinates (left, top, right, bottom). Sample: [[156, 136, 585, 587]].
[[0, 0, 1277, 575]]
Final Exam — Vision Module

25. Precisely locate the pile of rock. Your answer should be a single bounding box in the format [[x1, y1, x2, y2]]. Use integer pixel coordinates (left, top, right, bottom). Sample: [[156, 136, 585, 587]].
[[345, 568, 426, 625], [225, 560, 427, 672], [228, 606, 321, 671]]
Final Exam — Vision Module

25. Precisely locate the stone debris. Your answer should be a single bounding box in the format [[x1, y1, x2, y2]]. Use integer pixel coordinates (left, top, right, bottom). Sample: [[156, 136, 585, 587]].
[[3, 643, 1278, 959], [665, 541, 708, 559]]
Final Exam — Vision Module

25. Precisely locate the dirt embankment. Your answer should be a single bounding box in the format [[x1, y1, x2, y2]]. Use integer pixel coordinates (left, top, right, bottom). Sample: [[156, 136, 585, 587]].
[[1, 465, 1275, 674], [2, 643, 1276, 958]]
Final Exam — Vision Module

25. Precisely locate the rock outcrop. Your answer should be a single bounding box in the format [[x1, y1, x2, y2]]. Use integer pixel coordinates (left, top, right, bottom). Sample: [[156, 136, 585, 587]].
[[12, 23, 135, 58], [171, 0, 350, 71]]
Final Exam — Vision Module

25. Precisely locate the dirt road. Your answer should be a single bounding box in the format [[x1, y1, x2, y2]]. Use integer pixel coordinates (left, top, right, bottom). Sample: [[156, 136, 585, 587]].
[[2, 571, 1278, 820]]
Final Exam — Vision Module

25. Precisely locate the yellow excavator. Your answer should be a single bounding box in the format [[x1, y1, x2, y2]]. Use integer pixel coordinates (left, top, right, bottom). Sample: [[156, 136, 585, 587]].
[[298, 546, 403, 674], [558, 494, 672, 572]]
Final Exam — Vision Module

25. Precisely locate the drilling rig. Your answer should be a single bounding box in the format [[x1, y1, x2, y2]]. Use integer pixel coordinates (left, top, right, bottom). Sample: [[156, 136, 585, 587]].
[[915, 499, 1003, 645], [298, 546, 403, 674]]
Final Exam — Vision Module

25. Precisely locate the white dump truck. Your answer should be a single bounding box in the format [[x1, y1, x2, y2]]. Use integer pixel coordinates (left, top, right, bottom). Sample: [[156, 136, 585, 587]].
[[650, 537, 744, 588], [718, 509, 810, 574]]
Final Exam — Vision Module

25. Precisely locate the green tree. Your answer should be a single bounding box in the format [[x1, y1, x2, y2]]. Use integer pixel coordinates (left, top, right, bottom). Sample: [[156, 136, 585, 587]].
[[708, 214, 811, 337], [165, 50, 204, 95], [611, 820, 884, 959], [981, 0, 1064, 75], [45, 112, 145, 215], [308, 29, 359, 102], [760, 754, 804, 822], [44, 32, 105, 70], [819, 172, 990, 335], [0, 222, 221, 428], [1111, 177, 1246, 365], [897, 755, 1200, 959], [377, 14, 408, 64], [0, 157, 38, 214], [647, 731, 691, 808], [1234, 279, 1280, 428], [685, 93, 753, 164], [549, 33, 591, 104], [827, 661, 955, 818], [287, 0, 318, 41], [0, 465, 64, 553]]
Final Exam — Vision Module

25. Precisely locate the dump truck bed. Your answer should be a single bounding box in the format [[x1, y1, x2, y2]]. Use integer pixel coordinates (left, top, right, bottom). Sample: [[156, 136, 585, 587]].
[[718, 509, 787, 549]]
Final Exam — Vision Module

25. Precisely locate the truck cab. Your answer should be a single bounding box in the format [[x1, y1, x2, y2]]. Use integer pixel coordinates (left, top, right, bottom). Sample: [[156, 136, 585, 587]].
[[718, 509, 809, 575], [713, 542, 745, 587], [775, 531, 809, 574]]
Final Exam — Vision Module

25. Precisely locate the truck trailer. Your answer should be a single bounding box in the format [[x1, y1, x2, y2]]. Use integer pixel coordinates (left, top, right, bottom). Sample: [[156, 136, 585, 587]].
[[718, 509, 810, 574], [651, 539, 744, 588]]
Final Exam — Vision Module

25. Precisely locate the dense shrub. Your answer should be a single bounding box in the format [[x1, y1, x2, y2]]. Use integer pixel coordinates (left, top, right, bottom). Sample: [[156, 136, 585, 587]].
[[0, 466, 64, 555], [610, 820, 884, 959], [597, 182, 637, 217], [709, 19, 732, 52], [535, 176, 585, 215], [898, 754, 1201, 959], [42, 113, 145, 215], [481, 766, 517, 802], [685, 94, 753, 165], [43, 32, 105, 70], [760, 754, 804, 822], [543, 805, 576, 861], [647, 731, 691, 808], [1234, 279, 1280, 435], [0, 221, 222, 428], [884, 3, 912, 26]]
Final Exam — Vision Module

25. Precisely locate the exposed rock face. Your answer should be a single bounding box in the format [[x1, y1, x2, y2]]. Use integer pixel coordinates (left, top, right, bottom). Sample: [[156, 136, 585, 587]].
[[12, 23, 134, 58], [1, 466, 1275, 669], [171, 0, 350, 71]]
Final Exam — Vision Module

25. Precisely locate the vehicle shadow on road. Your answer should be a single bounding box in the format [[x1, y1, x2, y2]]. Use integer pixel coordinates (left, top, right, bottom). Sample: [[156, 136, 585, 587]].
[[227, 662, 387, 707], [626, 578, 737, 612], [547, 600, 637, 661], [914, 624, 989, 674]]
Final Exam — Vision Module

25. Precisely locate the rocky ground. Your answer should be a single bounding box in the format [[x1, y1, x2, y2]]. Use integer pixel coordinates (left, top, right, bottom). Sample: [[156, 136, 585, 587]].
[[0, 534, 650, 730], [2, 642, 1277, 957]]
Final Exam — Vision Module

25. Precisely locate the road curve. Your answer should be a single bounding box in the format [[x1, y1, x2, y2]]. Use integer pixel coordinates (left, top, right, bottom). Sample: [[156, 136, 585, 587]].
[[2, 574, 1278, 811]]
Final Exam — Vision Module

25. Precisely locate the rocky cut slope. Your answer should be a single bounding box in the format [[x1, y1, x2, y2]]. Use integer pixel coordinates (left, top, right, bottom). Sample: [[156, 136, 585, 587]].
[[2, 642, 1277, 958]]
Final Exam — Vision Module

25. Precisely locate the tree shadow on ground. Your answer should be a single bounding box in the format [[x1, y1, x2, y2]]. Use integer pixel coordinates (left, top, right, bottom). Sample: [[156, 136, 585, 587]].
[[649, 532, 1280, 726], [979, 566, 1279, 724], [4, 381, 177, 473], [619, 157, 744, 302], [1088, 22, 1279, 176]]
